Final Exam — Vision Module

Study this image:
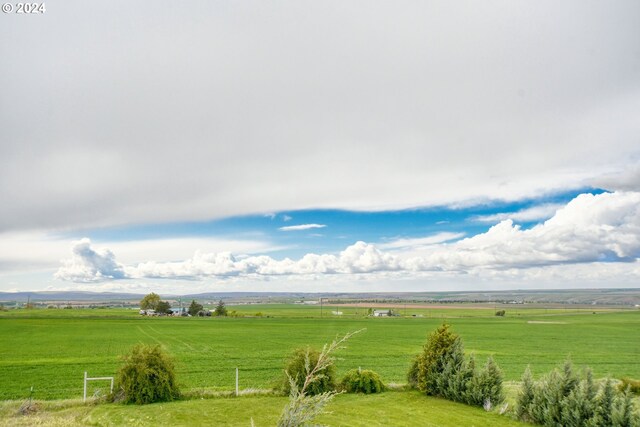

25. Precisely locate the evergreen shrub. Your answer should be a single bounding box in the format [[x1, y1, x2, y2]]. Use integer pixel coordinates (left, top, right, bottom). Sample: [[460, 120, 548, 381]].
[[340, 368, 385, 394], [408, 323, 504, 408], [515, 359, 639, 426]]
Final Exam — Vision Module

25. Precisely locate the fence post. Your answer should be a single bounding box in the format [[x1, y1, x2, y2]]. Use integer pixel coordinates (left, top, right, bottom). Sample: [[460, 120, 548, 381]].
[[235, 367, 239, 396], [83, 372, 114, 401]]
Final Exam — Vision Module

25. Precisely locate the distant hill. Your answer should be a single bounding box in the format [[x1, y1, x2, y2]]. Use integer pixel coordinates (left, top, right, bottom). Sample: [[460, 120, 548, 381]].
[[0, 291, 146, 302], [1, 288, 639, 306]]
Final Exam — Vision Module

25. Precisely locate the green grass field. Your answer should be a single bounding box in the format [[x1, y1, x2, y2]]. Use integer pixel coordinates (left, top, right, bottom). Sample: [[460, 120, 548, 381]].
[[1, 304, 638, 402], [0, 391, 532, 427], [225, 302, 621, 319]]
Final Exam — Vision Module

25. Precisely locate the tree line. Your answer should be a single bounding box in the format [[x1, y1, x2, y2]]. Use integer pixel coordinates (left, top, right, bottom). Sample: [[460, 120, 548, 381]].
[[139, 292, 227, 317]]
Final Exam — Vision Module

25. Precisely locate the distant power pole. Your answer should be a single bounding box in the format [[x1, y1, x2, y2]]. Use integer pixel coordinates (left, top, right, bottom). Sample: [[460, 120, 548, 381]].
[[320, 298, 323, 318]]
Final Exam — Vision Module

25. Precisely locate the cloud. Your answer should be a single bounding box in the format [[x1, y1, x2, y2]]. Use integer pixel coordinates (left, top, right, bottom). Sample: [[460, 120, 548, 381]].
[[105, 237, 284, 264], [2, 1, 640, 233], [282, 215, 292, 222], [405, 192, 640, 271], [592, 164, 640, 192], [279, 224, 326, 231], [55, 192, 640, 283], [0, 233, 283, 274], [0, 231, 70, 271], [116, 241, 399, 280], [54, 238, 126, 282], [471, 203, 564, 223]]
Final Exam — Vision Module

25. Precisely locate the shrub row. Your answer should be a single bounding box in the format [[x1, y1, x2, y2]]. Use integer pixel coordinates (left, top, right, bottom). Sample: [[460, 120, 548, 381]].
[[282, 347, 385, 395], [516, 360, 639, 427]]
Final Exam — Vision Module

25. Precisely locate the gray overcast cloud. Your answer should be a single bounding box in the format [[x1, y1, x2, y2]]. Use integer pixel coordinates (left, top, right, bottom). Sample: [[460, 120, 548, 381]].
[[2, 1, 640, 232]]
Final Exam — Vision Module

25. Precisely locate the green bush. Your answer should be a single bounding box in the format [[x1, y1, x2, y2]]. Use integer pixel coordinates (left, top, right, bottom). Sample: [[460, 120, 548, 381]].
[[407, 355, 420, 389], [515, 360, 640, 426], [340, 368, 385, 394], [278, 330, 362, 427], [619, 377, 640, 395], [282, 347, 336, 396], [467, 356, 504, 408], [409, 324, 504, 409], [434, 338, 468, 401], [516, 366, 535, 422], [114, 344, 180, 404], [413, 323, 460, 394]]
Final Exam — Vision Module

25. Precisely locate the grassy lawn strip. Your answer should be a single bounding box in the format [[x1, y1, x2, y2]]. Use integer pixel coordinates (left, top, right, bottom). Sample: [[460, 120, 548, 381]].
[[0, 391, 530, 426]]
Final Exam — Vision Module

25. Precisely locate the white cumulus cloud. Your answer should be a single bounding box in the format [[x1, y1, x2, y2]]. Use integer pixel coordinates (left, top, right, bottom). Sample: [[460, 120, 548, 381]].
[[54, 238, 126, 282], [54, 192, 640, 283], [405, 192, 640, 271]]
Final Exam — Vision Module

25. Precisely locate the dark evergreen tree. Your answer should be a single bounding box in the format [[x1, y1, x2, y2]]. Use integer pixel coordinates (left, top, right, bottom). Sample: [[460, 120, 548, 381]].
[[213, 299, 228, 316], [155, 300, 172, 315], [187, 299, 203, 317]]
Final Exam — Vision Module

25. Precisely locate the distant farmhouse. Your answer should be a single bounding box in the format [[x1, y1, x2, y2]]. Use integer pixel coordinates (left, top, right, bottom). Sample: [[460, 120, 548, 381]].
[[372, 309, 392, 317]]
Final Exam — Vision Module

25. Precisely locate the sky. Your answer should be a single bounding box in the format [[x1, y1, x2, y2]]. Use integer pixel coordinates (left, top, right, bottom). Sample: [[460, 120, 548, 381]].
[[1, 1, 640, 294]]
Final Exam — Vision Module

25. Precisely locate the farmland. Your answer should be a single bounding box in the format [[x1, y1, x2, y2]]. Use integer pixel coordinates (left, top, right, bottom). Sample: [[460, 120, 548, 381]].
[[0, 303, 638, 403]]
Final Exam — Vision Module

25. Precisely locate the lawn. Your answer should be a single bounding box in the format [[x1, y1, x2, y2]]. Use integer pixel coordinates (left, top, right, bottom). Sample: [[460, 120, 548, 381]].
[[0, 391, 530, 427]]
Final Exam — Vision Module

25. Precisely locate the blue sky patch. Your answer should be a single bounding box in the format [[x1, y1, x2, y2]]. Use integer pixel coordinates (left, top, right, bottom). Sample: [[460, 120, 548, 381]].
[[60, 187, 602, 258]]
